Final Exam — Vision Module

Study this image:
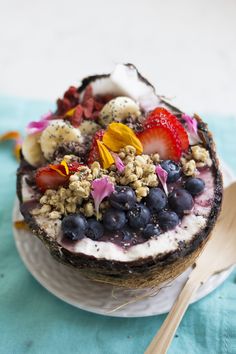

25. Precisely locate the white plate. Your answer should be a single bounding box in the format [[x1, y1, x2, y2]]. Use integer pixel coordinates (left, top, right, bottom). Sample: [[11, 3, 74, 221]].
[[13, 161, 235, 318]]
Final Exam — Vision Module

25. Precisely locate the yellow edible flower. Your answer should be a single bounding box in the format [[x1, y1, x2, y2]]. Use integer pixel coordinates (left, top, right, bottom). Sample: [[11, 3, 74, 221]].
[[97, 140, 115, 169], [50, 160, 69, 177], [102, 122, 143, 154]]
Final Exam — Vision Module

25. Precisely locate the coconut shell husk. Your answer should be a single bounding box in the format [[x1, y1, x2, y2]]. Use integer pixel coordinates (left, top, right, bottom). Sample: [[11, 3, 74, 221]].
[[16, 65, 223, 289]]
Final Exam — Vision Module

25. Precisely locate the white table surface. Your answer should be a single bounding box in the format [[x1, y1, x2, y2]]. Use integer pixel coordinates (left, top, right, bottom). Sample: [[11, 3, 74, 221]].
[[0, 0, 235, 116]]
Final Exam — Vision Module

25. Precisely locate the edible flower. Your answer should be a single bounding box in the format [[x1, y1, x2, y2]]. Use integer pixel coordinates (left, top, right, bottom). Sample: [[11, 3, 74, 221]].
[[0, 130, 22, 161], [26, 117, 50, 135], [182, 114, 200, 142], [14, 220, 29, 230], [111, 152, 125, 173], [156, 164, 168, 195], [49, 160, 69, 177], [91, 177, 115, 219], [97, 140, 115, 169], [102, 122, 143, 154]]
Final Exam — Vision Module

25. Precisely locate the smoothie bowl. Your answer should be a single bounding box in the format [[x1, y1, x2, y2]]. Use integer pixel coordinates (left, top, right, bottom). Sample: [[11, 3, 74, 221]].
[[17, 64, 223, 288]]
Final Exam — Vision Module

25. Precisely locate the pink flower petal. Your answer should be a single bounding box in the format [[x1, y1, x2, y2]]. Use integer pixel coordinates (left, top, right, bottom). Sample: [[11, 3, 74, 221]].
[[182, 114, 199, 140], [91, 177, 115, 218], [26, 119, 49, 134], [111, 153, 125, 173], [41, 111, 53, 120], [156, 165, 168, 195]]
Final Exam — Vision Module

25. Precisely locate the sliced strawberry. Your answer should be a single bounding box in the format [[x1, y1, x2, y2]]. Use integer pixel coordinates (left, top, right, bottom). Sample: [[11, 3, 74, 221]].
[[35, 161, 81, 192], [87, 130, 105, 165], [145, 107, 189, 151], [35, 167, 69, 192], [137, 119, 182, 161]]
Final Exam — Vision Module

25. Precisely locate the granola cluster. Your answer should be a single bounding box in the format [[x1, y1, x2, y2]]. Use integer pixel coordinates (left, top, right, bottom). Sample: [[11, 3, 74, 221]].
[[31, 146, 161, 219], [116, 145, 159, 201], [181, 145, 211, 176]]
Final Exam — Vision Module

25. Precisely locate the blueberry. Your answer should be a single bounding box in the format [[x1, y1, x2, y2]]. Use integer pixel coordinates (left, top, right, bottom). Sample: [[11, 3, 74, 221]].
[[86, 218, 104, 240], [62, 214, 88, 241], [103, 208, 126, 231], [168, 188, 194, 216], [121, 229, 133, 242], [160, 160, 181, 183], [143, 224, 161, 239], [158, 211, 179, 231], [127, 204, 151, 229], [109, 186, 136, 211], [185, 177, 205, 196], [146, 188, 167, 212]]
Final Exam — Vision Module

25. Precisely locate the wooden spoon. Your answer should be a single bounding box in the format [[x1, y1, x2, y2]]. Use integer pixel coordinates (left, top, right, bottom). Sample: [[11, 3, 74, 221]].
[[145, 182, 236, 354]]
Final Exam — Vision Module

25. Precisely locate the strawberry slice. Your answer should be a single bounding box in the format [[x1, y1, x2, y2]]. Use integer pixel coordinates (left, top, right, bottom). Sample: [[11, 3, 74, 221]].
[[137, 118, 182, 161], [35, 161, 81, 192], [87, 130, 105, 166], [145, 107, 189, 151]]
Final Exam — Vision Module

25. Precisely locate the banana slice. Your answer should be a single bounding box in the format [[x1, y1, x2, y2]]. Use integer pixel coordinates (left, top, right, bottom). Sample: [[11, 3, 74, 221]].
[[79, 120, 100, 135], [99, 96, 141, 126], [40, 120, 83, 160], [22, 132, 45, 167]]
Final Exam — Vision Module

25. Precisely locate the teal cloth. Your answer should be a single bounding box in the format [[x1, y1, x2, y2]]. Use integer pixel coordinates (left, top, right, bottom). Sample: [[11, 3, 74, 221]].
[[0, 96, 236, 354]]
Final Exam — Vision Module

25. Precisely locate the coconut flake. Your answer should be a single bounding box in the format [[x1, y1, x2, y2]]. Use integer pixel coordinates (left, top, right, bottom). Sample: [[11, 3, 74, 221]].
[[91, 177, 115, 218], [156, 165, 168, 195]]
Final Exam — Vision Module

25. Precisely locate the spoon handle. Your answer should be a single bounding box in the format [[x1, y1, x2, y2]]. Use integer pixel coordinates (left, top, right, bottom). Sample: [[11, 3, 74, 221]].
[[145, 272, 204, 354]]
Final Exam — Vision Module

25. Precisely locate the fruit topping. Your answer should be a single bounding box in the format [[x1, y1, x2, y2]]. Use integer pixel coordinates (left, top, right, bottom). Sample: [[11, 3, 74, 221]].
[[40, 120, 83, 161], [143, 224, 161, 239], [99, 97, 141, 127], [146, 188, 167, 212], [185, 177, 205, 196], [86, 218, 104, 240], [109, 186, 137, 211], [62, 214, 88, 241], [121, 229, 133, 242], [160, 160, 181, 183], [145, 107, 189, 151], [158, 211, 180, 231], [35, 161, 81, 192], [127, 204, 151, 229], [103, 209, 126, 231], [137, 118, 182, 161], [168, 189, 194, 216]]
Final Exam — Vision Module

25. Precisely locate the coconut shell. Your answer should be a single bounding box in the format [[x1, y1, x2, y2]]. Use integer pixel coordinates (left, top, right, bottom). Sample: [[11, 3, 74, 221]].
[[16, 65, 223, 289]]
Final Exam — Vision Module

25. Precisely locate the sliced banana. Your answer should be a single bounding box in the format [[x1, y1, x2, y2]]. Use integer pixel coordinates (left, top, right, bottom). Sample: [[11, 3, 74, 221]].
[[79, 120, 100, 136], [22, 132, 45, 167], [40, 120, 83, 160], [99, 96, 141, 127]]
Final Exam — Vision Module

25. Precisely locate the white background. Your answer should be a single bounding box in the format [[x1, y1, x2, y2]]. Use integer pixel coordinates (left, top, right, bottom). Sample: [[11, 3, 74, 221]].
[[0, 0, 235, 116]]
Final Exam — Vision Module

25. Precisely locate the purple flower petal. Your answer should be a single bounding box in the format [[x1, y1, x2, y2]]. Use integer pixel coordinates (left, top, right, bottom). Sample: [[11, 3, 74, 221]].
[[156, 165, 168, 195], [91, 177, 115, 218], [26, 119, 49, 134], [182, 114, 200, 141], [111, 153, 125, 173], [40, 111, 53, 120]]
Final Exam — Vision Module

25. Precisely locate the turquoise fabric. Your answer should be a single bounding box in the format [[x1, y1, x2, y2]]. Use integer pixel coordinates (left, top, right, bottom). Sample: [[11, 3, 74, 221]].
[[0, 96, 236, 354]]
